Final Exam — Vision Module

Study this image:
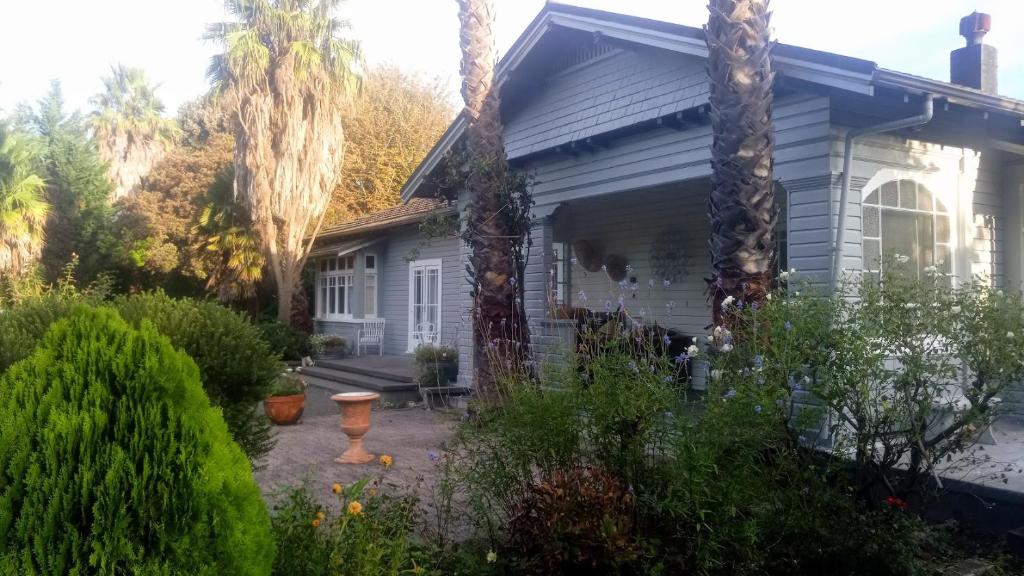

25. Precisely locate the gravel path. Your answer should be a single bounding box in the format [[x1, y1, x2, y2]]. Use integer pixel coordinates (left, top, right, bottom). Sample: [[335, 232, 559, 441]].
[[255, 385, 458, 508]]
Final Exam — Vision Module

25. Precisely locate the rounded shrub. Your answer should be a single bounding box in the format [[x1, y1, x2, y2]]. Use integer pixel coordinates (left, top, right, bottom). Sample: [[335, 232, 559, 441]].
[[114, 292, 281, 462], [0, 306, 273, 575]]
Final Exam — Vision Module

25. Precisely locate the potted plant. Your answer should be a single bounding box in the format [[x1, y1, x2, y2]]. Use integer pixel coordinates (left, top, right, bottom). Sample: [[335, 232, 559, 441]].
[[264, 372, 306, 425], [309, 334, 348, 360], [415, 344, 459, 386]]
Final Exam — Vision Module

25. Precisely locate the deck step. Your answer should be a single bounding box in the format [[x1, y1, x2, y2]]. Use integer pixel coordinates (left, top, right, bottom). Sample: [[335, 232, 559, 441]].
[[298, 366, 418, 392], [315, 359, 415, 383]]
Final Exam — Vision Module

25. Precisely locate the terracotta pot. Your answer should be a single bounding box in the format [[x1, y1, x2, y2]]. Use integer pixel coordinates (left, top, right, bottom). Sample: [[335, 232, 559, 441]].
[[331, 392, 381, 464], [264, 393, 306, 425]]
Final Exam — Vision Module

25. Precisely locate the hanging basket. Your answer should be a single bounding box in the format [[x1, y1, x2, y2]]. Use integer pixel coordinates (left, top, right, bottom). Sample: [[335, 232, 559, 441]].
[[573, 239, 605, 273], [604, 254, 629, 282]]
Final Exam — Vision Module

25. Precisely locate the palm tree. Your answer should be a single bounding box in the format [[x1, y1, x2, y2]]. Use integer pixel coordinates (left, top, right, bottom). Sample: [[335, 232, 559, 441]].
[[192, 168, 265, 302], [705, 0, 777, 326], [457, 0, 530, 399], [0, 123, 49, 276], [90, 65, 177, 201], [206, 0, 362, 326]]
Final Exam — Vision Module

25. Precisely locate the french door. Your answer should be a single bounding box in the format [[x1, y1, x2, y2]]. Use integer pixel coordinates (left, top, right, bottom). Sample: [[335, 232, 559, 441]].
[[408, 259, 442, 351]]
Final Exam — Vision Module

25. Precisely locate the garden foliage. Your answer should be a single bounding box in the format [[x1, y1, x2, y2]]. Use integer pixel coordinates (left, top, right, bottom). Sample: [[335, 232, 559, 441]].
[[0, 289, 281, 463], [0, 306, 272, 575]]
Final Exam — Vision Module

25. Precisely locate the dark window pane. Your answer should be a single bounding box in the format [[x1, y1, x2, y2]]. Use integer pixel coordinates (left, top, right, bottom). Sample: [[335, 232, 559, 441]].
[[899, 180, 916, 209], [881, 181, 898, 207], [864, 239, 880, 269], [916, 186, 933, 211], [864, 206, 880, 237], [936, 215, 950, 243]]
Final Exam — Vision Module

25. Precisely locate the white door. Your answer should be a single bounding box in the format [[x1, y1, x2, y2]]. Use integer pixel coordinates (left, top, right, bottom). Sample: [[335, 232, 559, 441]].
[[408, 259, 442, 351]]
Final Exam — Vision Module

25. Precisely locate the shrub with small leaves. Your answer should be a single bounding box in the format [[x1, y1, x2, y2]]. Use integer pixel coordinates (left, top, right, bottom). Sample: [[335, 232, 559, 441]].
[[0, 306, 273, 575], [507, 465, 639, 576]]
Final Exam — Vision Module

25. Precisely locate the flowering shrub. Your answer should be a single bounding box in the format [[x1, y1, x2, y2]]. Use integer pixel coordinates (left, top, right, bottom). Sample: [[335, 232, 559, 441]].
[[270, 480, 421, 576], [712, 260, 1024, 499]]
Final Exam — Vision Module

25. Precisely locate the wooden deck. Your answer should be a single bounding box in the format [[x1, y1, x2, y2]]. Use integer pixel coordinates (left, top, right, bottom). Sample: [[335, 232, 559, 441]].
[[297, 355, 419, 406]]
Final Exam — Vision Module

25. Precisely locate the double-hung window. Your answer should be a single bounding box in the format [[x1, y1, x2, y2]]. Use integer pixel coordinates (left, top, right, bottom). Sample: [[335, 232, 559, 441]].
[[318, 256, 355, 319], [364, 254, 377, 317]]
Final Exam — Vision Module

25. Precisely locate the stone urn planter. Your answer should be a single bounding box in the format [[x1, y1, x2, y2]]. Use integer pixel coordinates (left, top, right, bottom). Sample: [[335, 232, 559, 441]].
[[331, 392, 381, 464], [264, 374, 307, 425]]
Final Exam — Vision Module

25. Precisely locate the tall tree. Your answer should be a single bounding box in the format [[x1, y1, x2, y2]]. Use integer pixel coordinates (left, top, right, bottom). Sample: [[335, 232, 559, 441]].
[[326, 65, 453, 224], [457, 0, 530, 399], [0, 122, 48, 277], [89, 64, 177, 201], [705, 0, 776, 326], [206, 0, 362, 325], [17, 81, 116, 283]]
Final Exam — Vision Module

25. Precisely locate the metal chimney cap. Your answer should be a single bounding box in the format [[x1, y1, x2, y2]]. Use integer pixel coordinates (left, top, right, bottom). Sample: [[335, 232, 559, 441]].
[[959, 11, 992, 46]]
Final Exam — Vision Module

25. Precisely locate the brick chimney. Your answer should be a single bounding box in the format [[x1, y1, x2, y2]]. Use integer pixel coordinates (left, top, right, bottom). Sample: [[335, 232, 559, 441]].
[[950, 11, 997, 93]]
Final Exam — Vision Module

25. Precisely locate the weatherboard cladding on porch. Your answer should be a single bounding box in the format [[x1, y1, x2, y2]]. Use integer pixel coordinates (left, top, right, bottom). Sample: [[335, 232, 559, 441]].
[[377, 225, 462, 356]]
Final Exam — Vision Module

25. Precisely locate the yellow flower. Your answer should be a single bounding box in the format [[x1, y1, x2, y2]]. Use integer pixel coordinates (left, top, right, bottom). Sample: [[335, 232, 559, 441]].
[[316, 511, 326, 521], [347, 501, 364, 516], [379, 454, 393, 469], [311, 518, 322, 528], [331, 483, 342, 494], [486, 550, 497, 564], [367, 488, 377, 497]]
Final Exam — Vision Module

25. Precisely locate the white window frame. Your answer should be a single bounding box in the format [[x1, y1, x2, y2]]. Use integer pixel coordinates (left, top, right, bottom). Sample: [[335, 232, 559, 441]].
[[317, 256, 355, 320], [551, 242, 570, 307], [364, 253, 378, 318], [407, 258, 443, 352], [862, 178, 953, 284]]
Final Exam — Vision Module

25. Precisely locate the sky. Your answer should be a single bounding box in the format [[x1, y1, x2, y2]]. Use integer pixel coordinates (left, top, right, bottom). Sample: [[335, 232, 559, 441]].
[[1, 0, 1022, 117]]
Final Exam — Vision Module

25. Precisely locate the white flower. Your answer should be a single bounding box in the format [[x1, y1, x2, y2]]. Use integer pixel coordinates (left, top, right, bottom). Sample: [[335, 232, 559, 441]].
[[722, 295, 736, 308], [711, 369, 723, 381], [903, 303, 918, 309], [720, 343, 734, 353], [790, 268, 797, 274], [687, 344, 700, 356], [487, 550, 497, 563], [766, 293, 773, 301], [923, 265, 937, 275], [1008, 331, 1015, 339], [713, 326, 724, 339], [779, 271, 790, 280], [894, 253, 910, 264], [951, 305, 961, 314], [997, 290, 1005, 297]]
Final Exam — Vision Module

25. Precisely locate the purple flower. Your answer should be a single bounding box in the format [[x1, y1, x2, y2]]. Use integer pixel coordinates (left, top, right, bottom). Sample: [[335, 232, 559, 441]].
[[605, 300, 611, 312], [742, 367, 752, 377], [753, 355, 763, 369], [754, 405, 763, 414], [784, 321, 793, 332], [427, 449, 441, 463], [674, 353, 689, 365], [751, 302, 760, 311], [662, 279, 671, 289], [508, 276, 517, 286], [663, 375, 674, 383], [663, 335, 672, 346], [757, 376, 765, 385], [724, 388, 737, 400]]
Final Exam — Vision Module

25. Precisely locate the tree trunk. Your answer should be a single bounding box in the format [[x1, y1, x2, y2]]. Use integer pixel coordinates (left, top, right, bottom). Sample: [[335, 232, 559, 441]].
[[705, 0, 777, 326], [458, 0, 531, 402]]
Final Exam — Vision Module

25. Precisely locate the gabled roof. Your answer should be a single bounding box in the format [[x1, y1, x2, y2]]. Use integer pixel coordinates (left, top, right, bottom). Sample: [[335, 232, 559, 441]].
[[401, 2, 1024, 201], [313, 197, 454, 244]]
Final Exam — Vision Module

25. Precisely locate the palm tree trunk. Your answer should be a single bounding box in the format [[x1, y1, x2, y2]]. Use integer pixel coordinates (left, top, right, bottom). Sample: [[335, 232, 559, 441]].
[[458, 0, 530, 402], [705, 0, 777, 326]]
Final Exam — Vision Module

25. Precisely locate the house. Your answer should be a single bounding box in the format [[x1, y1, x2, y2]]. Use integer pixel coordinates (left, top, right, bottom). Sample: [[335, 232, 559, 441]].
[[309, 197, 462, 356], [313, 4, 1024, 413]]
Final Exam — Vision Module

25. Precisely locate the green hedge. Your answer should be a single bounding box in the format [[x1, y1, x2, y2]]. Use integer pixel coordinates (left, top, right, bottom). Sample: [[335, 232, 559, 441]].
[[0, 291, 281, 463], [0, 306, 273, 574]]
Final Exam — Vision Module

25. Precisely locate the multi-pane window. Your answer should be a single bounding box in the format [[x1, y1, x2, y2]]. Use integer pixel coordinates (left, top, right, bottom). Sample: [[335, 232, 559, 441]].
[[550, 242, 570, 306], [364, 254, 377, 317], [318, 256, 355, 318], [863, 180, 951, 284]]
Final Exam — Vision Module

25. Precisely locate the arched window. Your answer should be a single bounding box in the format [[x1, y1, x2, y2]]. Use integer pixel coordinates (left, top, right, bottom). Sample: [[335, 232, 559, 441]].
[[863, 179, 951, 283]]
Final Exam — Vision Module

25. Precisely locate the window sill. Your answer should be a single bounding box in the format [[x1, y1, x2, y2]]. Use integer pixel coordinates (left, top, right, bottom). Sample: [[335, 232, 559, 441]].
[[316, 317, 378, 323]]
